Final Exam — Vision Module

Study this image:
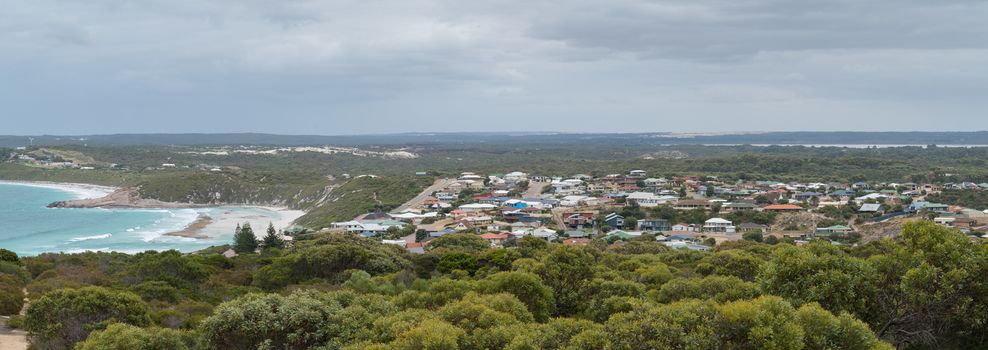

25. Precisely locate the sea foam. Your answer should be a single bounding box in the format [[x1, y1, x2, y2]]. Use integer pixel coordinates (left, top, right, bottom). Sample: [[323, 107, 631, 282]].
[[69, 233, 112, 242]]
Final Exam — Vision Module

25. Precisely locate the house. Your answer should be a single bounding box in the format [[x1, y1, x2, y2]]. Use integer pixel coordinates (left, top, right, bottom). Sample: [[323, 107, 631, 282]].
[[737, 223, 768, 233], [606, 230, 643, 240], [604, 213, 625, 228], [564, 230, 592, 238], [330, 220, 406, 237], [565, 214, 594, 229], [459, 203, 498, 212], [637, 219, 671, 232], [934, 217, 956, 227], [504, 171, 528, 183], [479, 232, 510, 247], [762, 204, 803, 213], [671, 223, 697, 232], [858, 203, 884, 213], [406, 242, 426, 254], [908, 201, 949, 213], [464, 216, 494, 226], [663, 241, 711, 251], [626, 192, 663, 207], [855, 193, 888, 203], [674, 200, 712, 211], [721, 202, 757, 213], [702, 218, 735, 233], [794, 192, 824, 201], [629, 170, 647, 178], [667, 234, 693, 242], [815, 225, 854, 237], [532, 227, 558, 241]]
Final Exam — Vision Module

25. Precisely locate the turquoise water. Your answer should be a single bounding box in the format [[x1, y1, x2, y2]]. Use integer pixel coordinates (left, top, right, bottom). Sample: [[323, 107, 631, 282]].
[[0, 183, 278, 256]]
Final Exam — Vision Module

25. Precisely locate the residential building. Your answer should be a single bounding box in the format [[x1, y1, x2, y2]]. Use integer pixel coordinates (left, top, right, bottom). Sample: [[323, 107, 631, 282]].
[[737, 223, 768, 233], [604, 213, 625, 228], [815, 225, 853, 237], [674, 199, 712, 211], [637, 219, 671, 232], [702, 218, 735, 233]]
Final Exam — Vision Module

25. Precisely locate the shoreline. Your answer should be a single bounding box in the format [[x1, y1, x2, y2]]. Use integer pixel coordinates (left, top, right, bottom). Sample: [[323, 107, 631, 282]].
[[165, 213, 213, 238], [2, 180, 307, 242], [0, 180, 117, 200]]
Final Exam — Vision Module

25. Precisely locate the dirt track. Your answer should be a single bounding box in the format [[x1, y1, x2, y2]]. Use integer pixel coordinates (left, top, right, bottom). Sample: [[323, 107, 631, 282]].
[[0, 317, 27, 350]]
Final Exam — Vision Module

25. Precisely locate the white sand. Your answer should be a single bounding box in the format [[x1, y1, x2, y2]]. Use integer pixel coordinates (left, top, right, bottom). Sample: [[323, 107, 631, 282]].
[[197, 207, 306, 238], [0, 180, 117, 199]]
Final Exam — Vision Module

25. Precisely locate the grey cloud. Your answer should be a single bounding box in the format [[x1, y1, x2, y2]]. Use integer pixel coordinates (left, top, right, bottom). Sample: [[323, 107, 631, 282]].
[[0, 0, 985, 134]]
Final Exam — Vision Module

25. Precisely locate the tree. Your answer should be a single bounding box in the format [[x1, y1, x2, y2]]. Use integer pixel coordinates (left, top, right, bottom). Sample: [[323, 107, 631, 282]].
[[482, 272, 556, 322], [697, 250, 765, 281], [437, 252, 479, 275], [26, 287, 150, 350], [755, 195, 772, 205], [232, 223, 258, 254], [654, 276, 760, 303], [867, 221, 988, 347], [0, 248, 19, 264], [0, 274, 24, 316], [201, 290, 390, 349], [517, 236, 549, 258], [427, 233, 489, 253], [75, 324, 194, 350], [415, 229, 428, 243], [262, 222, 285, 249], [758, 243, 878, 323], [537, 246, 595, 317], [742, 230, 764, 243]]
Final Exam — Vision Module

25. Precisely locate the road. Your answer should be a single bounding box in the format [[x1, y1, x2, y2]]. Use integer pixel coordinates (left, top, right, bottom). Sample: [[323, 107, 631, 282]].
[[391, 178, 455, 213], [524, 181, 549, 199]]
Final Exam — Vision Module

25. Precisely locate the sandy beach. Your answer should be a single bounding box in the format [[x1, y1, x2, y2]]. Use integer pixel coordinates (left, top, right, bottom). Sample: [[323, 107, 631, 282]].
[[0, 180, 116, 200], [192, 206, 306, 239]]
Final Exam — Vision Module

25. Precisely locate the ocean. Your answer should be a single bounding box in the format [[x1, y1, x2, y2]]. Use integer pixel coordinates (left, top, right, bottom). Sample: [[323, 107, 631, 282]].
[[0, 183, 291, 256]]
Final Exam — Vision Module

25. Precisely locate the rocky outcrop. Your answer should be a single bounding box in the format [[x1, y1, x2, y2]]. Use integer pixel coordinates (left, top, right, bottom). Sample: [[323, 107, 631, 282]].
[[47, 188, 207, 209]]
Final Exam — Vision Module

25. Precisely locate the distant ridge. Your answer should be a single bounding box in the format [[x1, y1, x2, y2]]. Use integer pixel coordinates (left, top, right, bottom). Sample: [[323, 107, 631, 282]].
[[2, 131, 988, 147]]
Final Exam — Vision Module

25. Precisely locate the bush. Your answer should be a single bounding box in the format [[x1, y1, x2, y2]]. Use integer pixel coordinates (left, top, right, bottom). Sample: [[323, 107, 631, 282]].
[[25, 286, 150, 350], [76, 323, 195, 350], [0, 274, 25, 316]]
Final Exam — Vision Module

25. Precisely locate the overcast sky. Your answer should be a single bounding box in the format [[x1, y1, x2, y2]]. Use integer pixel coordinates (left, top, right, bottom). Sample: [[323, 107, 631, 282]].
[[2, 0, 987, 135]]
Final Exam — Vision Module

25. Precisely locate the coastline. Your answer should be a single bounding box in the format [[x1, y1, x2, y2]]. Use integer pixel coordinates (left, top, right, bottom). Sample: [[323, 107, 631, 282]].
[[1, 180, 306, 244], [0, 180, 116, 200]]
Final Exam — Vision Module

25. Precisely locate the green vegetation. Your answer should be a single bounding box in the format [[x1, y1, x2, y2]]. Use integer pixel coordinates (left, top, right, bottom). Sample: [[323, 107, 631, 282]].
[[295, 175, 433, 228], [8, 143, 988, 229], [26, 286, 151, 350], [7, 222, 988, 348], [928, 190, 988, 210], [232, 223, 258, 254]]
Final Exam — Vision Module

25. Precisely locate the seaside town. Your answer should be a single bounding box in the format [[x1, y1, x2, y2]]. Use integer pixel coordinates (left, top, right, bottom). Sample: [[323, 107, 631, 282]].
[[328, 169, 988, 253]]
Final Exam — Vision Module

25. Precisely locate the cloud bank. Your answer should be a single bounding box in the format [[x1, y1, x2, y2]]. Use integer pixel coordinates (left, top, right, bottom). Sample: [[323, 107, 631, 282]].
[[2, 0, 986, 134]]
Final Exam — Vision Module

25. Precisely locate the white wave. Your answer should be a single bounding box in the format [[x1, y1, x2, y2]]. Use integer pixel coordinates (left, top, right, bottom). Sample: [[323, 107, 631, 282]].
[[138, 208, 200, 242], [64, 247, 111, 254], [69, 233, 112, 242]]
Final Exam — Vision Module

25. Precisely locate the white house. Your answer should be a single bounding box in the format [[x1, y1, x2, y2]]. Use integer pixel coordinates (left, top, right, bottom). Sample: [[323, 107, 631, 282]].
[[702, 218, 735, 233], [504, 171, 528, 183]]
